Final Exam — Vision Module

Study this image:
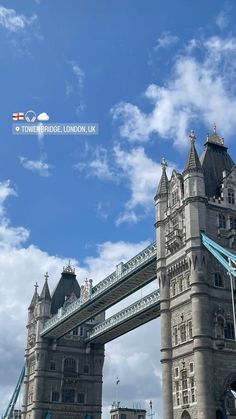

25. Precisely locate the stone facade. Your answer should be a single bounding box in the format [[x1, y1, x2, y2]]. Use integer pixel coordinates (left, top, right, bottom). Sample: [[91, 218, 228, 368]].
[[21, 265, 104, 419], [155, 128, 236, 419]]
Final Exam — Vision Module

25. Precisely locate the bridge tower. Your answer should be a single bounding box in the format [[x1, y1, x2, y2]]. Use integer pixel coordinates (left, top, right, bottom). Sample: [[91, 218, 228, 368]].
[[21, 264, 104, 419], [155, 127, 236, 419]]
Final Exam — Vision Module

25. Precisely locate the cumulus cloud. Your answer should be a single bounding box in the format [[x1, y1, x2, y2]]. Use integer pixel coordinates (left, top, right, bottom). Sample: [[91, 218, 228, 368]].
[[114, 146, 175, 225], [19, 156, 52, 177], [112, 34, 236, 147], [0, 6, 37, 32]]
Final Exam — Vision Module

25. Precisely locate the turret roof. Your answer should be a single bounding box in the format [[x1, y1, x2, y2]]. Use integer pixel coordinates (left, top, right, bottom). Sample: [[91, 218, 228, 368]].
[[200, 125, 235, 197], [155, 158, 169, 199], [39, 272, 51, 301], [184, 130, 202, 174]]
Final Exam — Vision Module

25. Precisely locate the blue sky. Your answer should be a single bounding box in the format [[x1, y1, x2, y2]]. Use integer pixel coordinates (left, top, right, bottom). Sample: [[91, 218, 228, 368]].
[[1, 0, 236, 417]]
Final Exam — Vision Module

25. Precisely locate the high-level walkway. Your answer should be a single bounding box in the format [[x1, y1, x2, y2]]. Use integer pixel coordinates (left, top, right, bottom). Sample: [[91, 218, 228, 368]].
[[86, 289, 160, 344], [41, 242, 157, 339]]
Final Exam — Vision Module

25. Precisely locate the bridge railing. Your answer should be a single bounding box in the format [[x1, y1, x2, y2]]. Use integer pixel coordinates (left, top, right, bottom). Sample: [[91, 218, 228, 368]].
[[86, 289, 160, 341], [42, 241, 156, 334]]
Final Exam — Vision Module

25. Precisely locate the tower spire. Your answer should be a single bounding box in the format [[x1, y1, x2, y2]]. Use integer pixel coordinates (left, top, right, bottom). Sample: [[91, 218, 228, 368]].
[[40, 272, 51, 301], [28, 282, 39, 310], [184, 130, 202, 173], [155, 158, 169, 199]]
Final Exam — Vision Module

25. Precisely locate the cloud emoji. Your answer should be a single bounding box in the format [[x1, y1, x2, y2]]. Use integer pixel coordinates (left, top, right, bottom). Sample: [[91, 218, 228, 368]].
[[37, 112, 50, 121]]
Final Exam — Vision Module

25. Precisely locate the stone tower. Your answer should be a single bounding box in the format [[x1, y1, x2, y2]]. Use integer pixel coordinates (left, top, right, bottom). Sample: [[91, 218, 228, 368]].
[[155, 127, 236, 419], [21, 264, 104, 419]]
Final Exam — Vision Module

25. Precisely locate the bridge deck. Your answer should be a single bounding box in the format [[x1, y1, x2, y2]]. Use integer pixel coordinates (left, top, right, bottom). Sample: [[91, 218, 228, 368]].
[[86, 289, 160, 344], [41, 242, 157, 339]]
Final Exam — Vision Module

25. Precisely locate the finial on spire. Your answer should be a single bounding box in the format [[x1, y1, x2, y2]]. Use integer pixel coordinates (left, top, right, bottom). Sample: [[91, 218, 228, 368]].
[[44, 272, 49, 281], [34, 282, 38, 292], [213, 123, 217, 134], [63, 260, 75, 274], [189, 130, 196, 144], [161, 157, 167, 171]]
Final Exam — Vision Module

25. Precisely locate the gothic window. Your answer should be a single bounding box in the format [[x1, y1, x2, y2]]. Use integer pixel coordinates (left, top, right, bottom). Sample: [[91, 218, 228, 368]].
[[84, 365, 89, 373], [191, 388, 195, 403], [64, 357, 76, 373], [214, 272, 224, 288], [175, 381, 180, 392], [51, 391, 60, 402], [172, 190, 178, 206], [176, 392, 180, 406], [62, 389, 75, 403], [224, 322, 235, 340], [189, 362, 194, 373], [179, 277, 183, 293], [182, 390, 188, 404], [181, 370, 188, 390], [50, 361, 56, 371], [175, 367, 179, 378], [77, 393, 85, 403], [219, 213, 226, 228], [181, 412, 191, 419], [174, 327, 178, 345], [230, 217, 236, 229], [190, 377, 194, 388], [188, 321, 193, 339], [121, 415, 127, 419], [228, 189, 235, 205], [72, 327, 78, 335], [180, 324, 187, 342], [172, 281, 176, 296]]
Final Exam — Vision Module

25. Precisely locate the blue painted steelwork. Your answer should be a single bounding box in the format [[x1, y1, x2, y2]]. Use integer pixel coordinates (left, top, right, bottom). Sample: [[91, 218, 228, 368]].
[[3, 366, 25, 419], [201, 232, 236, 277]]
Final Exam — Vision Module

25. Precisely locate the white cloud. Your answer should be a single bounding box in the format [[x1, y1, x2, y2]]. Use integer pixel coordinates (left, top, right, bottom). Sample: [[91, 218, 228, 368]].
[[84, 239, 150, 283], [0, 6, 37, 32], [154, 31, 179, 51], [216, 9, 230, 30], [114, 146, 174, 225], [75, 146, 114, 181], [112, 35, 236, 147], [37, 112, 50, 122], [72, 64, 85, 91], [19, 156, 52, 177]]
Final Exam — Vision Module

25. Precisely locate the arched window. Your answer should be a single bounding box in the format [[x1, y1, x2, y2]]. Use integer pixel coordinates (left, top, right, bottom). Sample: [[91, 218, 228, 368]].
[[228, 189, 235, 205], [214, 272, 224, 288], [219, 213, 226, 228], [224, 322, 235, 340], [64, 357, 76, 373], [51, 391, 60, 402], [181, 411, 191, 419], [62, 388, 75, 403]]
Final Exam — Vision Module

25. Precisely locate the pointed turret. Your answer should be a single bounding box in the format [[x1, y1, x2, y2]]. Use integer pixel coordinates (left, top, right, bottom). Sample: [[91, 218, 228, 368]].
[[155, 158, 169, 200], [51, 261, 80, 315], [28, 282, 39, 310], [183, 130, 205, 200], [39, 272, 51, 301], [200, 124, 235, 198], [183, 130, 202, 174]]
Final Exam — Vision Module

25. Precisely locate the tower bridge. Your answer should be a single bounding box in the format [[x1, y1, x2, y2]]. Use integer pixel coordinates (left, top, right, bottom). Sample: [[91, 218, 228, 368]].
[[4, 126, 236, 419]]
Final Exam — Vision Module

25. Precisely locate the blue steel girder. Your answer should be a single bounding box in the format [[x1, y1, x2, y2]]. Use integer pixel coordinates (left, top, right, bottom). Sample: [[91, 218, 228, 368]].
[[86, 289, 160, 344], [3, 366, 25, 419], [41, 241, 157, 339], [201, 232, 236, 277]]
